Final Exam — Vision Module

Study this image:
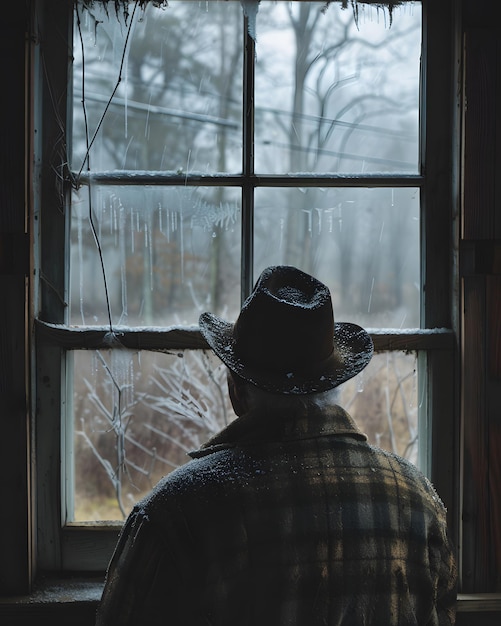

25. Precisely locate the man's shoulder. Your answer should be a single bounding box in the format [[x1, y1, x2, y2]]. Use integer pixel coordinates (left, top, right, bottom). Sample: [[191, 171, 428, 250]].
[[141, 445, 254, 503], [364, 443, 446, 511]]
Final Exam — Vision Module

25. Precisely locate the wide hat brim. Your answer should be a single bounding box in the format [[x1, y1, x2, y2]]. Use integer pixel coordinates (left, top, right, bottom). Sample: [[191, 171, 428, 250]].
[[199, 313, 373, 395]]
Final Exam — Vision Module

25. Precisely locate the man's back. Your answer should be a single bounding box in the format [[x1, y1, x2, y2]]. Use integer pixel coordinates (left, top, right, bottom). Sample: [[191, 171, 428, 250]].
[[96, 405, 456, 625]]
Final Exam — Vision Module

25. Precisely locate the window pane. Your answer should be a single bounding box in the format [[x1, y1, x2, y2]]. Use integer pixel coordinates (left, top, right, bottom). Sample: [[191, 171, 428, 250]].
[[254, 187, 420, 328], [337, 351, 418, 465], [72, 1, 243, 173], [70, 349, 233, 521], [69, 185, 241, 326], [255, 2, 421, 174], [70, 348, 417, 521]]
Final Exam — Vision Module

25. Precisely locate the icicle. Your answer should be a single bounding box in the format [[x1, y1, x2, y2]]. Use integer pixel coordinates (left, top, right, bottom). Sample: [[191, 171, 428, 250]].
[[240, 0, 259, 41], [315, 207, 322, 235], [109, 194, 115, 235], [326, 208, 334, 234], [379, 222, 385, 242], [367, 276, 375, 313], [148, 218, 154, 291], [130, 208, 135, 253], [158, 202, 163, 235], [113, 198, 119, 246], [118, 199, 128, 323], [97, 198, 103, 243], [302, 209, 312, 234], [279, 217, 284, 252], [77, 203, 85, 324]]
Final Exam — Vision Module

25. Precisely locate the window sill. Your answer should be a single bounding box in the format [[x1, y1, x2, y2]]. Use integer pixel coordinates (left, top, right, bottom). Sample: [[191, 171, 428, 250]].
[[457, 593, 501, 612], [1, 578, 500, 625], [0, 574, 103, 626]]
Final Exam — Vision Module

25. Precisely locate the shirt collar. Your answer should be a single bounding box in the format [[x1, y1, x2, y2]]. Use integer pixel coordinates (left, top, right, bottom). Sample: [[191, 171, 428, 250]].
[[190, 404, 367, 459]]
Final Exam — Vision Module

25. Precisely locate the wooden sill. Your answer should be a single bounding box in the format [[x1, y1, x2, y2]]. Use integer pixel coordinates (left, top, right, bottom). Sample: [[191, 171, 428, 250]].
[[457, 593, 501, 612], [1, 578, 500, 626]]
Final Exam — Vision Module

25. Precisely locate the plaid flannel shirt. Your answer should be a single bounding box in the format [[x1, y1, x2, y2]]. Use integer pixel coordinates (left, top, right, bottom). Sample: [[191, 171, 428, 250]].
[[96, 404, 457, 625]]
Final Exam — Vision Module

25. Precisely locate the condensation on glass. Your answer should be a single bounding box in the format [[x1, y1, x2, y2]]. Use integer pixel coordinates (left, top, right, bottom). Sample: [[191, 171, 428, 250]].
[[254, 187, 420, 328], [70, 185, 241, 326]]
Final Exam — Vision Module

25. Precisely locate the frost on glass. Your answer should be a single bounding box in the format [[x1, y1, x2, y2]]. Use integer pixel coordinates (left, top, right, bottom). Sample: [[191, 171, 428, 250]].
[[71, 348, 417, 521], [70, 185, 241, 326], [255, 187, 420, 328], [71, 349, 234, 521], [72, 1, 243, 174], [254, 2, 421, 174]]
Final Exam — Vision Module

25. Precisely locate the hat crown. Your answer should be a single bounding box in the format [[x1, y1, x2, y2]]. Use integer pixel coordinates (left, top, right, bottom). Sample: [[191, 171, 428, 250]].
[[198, 265, 373, 394], [233, 266, 334, 374]]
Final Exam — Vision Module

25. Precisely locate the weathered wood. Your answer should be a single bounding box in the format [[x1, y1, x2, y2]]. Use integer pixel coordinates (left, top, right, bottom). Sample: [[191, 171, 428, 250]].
[[463, 30, 501, 239], [75, 170, 424, 188], [0, 4, 32, 595], [461, 25, 501, 593], [487, 276, 501, 379], [35, 319, 208, 350], [461, 276, 489, 591], [35, 319, 454, 352], [461, 275, 501, 592], [486, 276, 501, 588], [0, 601, 99, 626], [33, 0, 78, 574], [62, 526, 120, 572]]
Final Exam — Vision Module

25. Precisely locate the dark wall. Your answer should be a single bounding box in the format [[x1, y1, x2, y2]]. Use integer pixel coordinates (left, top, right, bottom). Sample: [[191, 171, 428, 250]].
[[0, 2, 32, 596]]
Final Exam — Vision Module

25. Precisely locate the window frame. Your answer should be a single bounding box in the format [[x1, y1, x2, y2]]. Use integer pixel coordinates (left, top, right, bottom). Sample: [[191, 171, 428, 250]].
[[34, 0, 458, 576]]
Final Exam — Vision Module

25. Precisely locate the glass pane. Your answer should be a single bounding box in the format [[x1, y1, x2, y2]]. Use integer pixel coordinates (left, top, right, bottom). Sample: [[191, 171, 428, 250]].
[[255, 1, 421, 174], [72, 1, 243, 173], [69, 185, 241, 326], [336, 351, 418, 465], [71, 349, 417, 521], [254, 187, 420, 328], [71, 349, 234, 521]]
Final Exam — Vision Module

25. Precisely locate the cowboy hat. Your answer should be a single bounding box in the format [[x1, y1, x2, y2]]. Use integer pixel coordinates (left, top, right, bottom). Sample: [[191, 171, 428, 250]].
[[199, 265, 373, 394]]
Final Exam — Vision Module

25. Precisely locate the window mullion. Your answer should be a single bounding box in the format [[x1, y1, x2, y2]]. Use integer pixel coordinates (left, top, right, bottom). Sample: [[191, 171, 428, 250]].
[[241, 15, 256, 303]]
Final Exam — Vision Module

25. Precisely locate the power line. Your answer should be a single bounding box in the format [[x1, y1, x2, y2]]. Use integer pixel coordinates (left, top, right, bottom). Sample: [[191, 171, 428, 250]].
[[74, 89, 416, 141]]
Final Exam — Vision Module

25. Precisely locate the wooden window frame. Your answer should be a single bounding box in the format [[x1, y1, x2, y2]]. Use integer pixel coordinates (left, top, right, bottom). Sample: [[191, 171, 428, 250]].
[[34, 0, 458, 572], [2, 0, 500, 622]]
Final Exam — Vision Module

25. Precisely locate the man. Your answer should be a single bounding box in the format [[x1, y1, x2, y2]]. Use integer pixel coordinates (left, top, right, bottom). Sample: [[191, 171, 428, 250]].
[[96, 265, 457, 625]]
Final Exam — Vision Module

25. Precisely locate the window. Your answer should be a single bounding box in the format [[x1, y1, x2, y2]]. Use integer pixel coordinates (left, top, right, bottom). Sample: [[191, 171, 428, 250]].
[[35, 0, 456, 575]]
